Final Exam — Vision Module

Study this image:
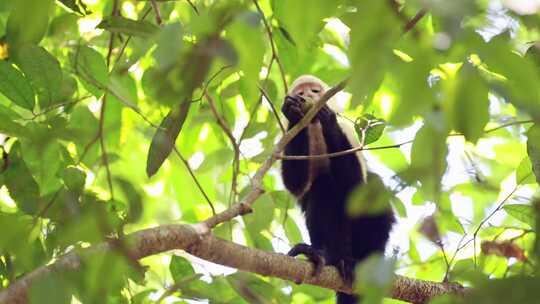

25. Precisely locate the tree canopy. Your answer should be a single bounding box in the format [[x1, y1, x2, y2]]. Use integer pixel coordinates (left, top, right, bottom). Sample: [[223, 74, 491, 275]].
[[0, 0, 540, 303]]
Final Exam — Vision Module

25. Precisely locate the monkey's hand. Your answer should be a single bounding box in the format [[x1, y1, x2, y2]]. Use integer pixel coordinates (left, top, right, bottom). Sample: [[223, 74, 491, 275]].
[[287, 243, 326, 280], [282, 95, 305, 125], [316, 104, 337, 126]]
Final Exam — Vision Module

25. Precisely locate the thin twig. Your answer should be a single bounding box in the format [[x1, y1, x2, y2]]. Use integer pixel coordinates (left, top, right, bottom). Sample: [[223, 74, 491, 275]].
[[239, 56, 275, 142], [185, 0, 199, 15], [150, 0, 163, 25], [471, 173, 531, 266], [484, 119, 534, 133], [205, 92, 241, 207], [252, 0, 288, 92], [258, 85, 285, 133], [172, 147, 216, 215], [280, 139, 414, 160], [24, 95, 93, 120], [403, 9, 427, 33]]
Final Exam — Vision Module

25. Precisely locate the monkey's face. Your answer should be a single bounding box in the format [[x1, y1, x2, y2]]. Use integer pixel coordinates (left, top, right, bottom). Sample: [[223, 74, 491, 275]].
[[291, 82, 324, 101]]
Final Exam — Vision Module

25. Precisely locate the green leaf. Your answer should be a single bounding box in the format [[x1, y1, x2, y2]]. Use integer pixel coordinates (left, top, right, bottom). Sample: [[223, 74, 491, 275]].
[[14, 45, 63, 109], [0, 60, 35, 110], [526, 124, 540, 185], [6, 0, 53, 45], [347, 173, 393, 217], [503, 204, 534, 227], [74, 45, 109, 97], [355, 114, 386, 145], [114, 178, 143, 223], [0, 105, 27, 137], [146, 103, 191, 177], [244, 193, 274, 233], [153, 22, 184, 70], [97, 16, 159, 38], [409, 119, 449, 201], [169, 255, 195, 284], [29, 272, 71, 304], [58, 0, 90, 15], [451, 63, 489, 143], [348, 0, 400, 101], [227, 11, 264, 109], [272, 0, 338, 48], [480, 34, 540, 120], [62, 167, 86, 192], [516, 157, 537, 185], [284, 216, 303, 244], [3, 142, 42, 215], [355, 254, 396, 304]]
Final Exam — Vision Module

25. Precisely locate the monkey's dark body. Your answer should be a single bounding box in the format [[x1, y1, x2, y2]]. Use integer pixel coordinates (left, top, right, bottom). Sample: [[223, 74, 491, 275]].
[[281, 96, 394, 304]]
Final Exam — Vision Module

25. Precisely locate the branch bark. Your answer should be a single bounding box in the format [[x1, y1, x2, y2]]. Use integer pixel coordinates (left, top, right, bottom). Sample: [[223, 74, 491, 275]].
[[0, 224, 467, 304]]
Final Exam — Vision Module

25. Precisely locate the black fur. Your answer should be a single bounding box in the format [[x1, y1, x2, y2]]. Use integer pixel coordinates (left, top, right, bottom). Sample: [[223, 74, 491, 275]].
[[281, 95, 394, 304]]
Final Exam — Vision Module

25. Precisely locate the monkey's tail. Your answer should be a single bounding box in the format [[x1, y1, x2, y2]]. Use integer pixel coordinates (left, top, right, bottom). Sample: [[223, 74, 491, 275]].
[[336, 292, 358, 304]]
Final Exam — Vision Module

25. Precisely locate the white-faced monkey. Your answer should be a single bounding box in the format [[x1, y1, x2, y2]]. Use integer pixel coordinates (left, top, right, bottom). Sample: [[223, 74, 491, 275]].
[[281, 75, 394, 304]]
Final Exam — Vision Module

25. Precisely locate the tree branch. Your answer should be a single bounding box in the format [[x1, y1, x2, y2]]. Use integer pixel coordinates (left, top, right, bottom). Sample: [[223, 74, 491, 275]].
[[0, 224, 467, 304]]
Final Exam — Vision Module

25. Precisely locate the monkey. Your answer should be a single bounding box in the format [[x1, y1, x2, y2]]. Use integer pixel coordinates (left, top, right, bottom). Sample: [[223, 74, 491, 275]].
[[280, 75, 394, 304]]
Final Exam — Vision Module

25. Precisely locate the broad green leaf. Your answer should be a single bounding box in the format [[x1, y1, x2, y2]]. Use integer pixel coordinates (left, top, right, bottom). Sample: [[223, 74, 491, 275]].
[[347, 173, 393, 217], [146, 103, 191, 177], [14, 45, 63, 109], [244, 193, 274, 233], [227, 272, 290, 303], [355, 114, 386, 145], [29, 272, 71, 304], [169, 255, 195, 284], [114, 178, 143, 223], [0, 105, 27, 137], [284, 216, 303, 244], [6, 0, 53, 45], [389, 55, 435, 125], [409, 119, 449, 201], [227, 11, 264, 110], [62, 167, 86, 192], [97, 16, 159, 38], [504, 204, 534, 227], [74, 45, 109, 97], [153, 22, 183, 70], [58, 0, 90, 15], [348, 0, 400, 102], [272, 0, 338, 48], [355, 254, 396, 304], [0, 60, 35, 110], [516, 157, 536, 185], [526, 124, 540, 185], [20, 126, 63, 194], [451, 63, 489, 143], [480, 34, 540, 120], [3, 142, 42, 215]]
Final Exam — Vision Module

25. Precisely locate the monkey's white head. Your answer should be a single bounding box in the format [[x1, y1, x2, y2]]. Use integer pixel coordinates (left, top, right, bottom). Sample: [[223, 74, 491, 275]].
[[288, 75, 340, 112]]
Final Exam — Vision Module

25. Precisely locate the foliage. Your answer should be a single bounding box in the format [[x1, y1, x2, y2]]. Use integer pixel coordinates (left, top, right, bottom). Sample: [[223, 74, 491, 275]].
[[0, 0, 539, 303]]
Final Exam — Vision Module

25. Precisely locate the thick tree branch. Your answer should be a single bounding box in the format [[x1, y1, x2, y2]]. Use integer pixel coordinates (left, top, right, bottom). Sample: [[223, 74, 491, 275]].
[[0, 224, 466, 304]]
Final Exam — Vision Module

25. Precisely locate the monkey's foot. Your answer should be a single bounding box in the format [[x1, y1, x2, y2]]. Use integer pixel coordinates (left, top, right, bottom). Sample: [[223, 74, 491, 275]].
[[287, 243, 326, 279], [336, 258, 356, 287]]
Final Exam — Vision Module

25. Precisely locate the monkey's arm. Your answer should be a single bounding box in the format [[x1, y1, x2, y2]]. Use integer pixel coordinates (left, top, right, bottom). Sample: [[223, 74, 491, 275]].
[[281, 96, 310, 196], [317, 107, 365, 194]]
